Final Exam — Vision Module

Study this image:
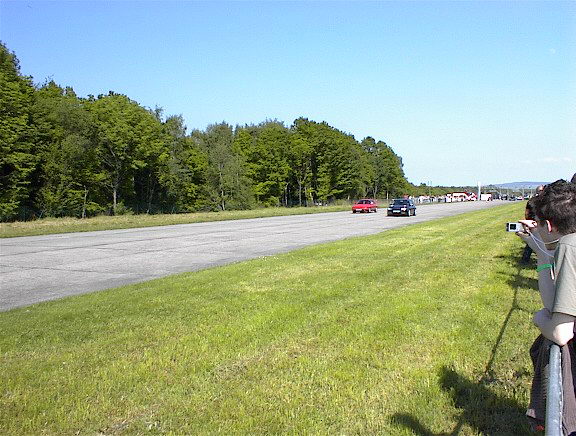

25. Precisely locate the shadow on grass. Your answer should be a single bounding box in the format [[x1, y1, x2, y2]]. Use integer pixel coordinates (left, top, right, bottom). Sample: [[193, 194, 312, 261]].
[[495, 253, 539, 293], [390, 264, 534, 435], [391, 367, 530, 435], [504, 273, 538, 293], [482, 266, 532, 379], [494, 251, 536, 269]]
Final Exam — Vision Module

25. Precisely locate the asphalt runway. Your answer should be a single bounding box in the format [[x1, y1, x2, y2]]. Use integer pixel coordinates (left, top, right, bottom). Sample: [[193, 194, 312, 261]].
[[0, 201, 506, 311]]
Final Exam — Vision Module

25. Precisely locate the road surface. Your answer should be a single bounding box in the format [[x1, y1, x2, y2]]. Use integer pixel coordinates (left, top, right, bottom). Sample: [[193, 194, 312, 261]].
[[0, 201, 505, 311]]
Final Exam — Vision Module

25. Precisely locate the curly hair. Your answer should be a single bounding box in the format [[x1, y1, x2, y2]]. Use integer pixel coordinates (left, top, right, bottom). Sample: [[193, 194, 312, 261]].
[[532, 179, 576, 234]]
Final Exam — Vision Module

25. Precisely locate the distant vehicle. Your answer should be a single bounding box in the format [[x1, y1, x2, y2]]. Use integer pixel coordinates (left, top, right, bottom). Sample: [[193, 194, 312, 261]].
[[387, 199, 416, 216], [352, 199, 378, 213]]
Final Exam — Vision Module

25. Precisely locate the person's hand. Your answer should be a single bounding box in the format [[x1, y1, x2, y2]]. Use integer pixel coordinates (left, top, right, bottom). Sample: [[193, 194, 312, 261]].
[[519, 219, 537, 232], [516, 219, 538, 250], [533, 308, 551, 327]]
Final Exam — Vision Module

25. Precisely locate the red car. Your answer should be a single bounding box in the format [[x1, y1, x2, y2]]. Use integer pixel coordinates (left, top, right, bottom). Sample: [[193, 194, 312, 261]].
[[352, 199, 378, 213]]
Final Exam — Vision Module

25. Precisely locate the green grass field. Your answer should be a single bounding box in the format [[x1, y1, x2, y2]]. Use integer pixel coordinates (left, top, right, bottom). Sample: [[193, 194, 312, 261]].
[[0, 202, 540, 435], [0, 205, 350, 238]]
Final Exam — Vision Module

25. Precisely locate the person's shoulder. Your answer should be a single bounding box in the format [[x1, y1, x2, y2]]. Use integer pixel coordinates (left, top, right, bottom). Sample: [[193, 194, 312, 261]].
[[559, 233, 576, 248]]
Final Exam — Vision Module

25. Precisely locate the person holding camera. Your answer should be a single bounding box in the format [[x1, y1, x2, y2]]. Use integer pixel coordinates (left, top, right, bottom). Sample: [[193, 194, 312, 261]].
[[515, 179, 576, 432], [521, 185, 546, 264]]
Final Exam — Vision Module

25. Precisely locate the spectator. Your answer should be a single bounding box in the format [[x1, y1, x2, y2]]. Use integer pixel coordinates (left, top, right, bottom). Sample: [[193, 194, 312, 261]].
[[520, 185, 545, 265], [516, 180, 576, 432]]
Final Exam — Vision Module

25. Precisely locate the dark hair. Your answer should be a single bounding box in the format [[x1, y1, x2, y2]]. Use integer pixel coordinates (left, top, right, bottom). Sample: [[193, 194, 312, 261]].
[[532, 179, 576, 234], [525, 198, 535, 220]]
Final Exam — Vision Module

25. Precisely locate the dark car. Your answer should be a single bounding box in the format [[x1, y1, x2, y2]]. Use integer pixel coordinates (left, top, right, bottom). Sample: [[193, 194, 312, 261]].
[[387, 199, 416, 216]]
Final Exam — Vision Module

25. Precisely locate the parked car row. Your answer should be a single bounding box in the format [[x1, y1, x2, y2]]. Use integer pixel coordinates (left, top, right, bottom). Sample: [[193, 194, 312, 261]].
[[351, 198, 417, 217]]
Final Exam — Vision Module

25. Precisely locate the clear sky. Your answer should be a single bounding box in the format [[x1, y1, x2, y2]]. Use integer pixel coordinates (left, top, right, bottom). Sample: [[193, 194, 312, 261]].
[[1, 0, 574, 186]]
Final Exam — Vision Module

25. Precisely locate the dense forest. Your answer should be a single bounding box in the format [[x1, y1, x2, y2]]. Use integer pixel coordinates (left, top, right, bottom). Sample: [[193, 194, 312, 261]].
[[1, 42, 440, 222]]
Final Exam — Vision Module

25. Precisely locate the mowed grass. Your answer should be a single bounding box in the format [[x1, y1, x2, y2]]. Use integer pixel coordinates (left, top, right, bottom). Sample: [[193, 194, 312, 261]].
[[1, 202, 540, 435], [0, 205, 350, 238]]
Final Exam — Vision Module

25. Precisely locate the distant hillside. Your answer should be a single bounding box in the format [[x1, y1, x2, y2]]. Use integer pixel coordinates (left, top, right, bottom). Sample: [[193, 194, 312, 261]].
[[490, 181, 550, 190]]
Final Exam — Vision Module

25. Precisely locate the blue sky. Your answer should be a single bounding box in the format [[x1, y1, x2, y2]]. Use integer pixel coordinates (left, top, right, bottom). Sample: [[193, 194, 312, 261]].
[[1, 1, 574, 186]]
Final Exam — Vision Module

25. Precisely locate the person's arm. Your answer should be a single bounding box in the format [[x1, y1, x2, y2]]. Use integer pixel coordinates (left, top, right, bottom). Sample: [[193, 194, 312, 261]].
[[515, 220, 556, 309], [533, 309, 575, 346], [535, 252, 555, 310]]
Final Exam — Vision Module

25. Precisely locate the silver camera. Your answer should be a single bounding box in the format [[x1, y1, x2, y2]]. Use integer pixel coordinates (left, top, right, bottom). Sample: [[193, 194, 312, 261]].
[[506, 222, 523, 232]]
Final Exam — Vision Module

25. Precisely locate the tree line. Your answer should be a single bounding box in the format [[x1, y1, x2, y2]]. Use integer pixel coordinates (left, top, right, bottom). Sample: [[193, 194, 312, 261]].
[[2, 42, 415, 221]]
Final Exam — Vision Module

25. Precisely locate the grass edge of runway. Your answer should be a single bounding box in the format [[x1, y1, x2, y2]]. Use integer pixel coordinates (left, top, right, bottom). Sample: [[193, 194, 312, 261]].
[[0, 202, 540, 435]]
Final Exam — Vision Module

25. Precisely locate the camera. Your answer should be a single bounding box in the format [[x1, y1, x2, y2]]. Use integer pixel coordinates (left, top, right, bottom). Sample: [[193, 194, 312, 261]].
[[506, 222, 523, 232]]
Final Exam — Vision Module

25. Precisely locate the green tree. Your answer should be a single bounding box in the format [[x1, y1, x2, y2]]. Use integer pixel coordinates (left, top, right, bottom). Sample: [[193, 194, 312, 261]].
[[330, 132, 366, 200], [158, 115, 209, 212], [237, 121, 290, 207], [202, 122, 253, 211], [361, 135, 410, 199], [287, 125, 313, 206], [290, 118, 323, 205], [31, 81, 102, 217], [86, 92, 166, 214], [362, 137, 400, 199], [379, 144, 409, 198], [301, 120, 365, 204], [132, 107, 170, 214], [0, 43, 38, 220]]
